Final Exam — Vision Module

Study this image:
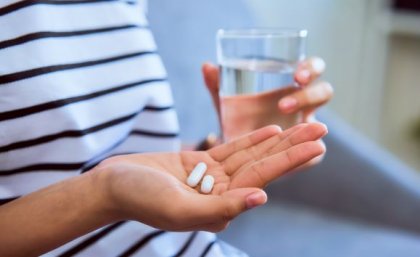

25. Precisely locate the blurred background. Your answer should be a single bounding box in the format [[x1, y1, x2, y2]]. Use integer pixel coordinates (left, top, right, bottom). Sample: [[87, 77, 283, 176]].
[[149, 0, 420, 256], [152, 0, 420, 172], [245, 0, 420, 172]]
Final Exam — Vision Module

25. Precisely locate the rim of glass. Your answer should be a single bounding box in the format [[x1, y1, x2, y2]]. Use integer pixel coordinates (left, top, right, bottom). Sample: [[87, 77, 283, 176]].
[[217, 28, 308, 38]]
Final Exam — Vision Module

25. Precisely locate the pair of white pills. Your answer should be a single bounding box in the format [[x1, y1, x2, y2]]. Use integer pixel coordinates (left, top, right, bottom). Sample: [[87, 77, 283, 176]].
[[186, 162, 214, 194]]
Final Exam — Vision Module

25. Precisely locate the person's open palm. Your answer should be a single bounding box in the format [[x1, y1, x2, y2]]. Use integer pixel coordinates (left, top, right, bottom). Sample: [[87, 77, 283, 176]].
[[96, 123, 327, 232]]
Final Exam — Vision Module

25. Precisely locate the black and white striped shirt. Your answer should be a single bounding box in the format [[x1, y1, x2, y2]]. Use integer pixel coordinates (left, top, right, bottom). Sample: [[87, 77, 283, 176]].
[[0, 1, 244, 256]]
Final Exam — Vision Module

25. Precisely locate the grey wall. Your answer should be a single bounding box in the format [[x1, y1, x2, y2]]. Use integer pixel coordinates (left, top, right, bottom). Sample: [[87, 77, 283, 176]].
[[245, 0, 390, 142]]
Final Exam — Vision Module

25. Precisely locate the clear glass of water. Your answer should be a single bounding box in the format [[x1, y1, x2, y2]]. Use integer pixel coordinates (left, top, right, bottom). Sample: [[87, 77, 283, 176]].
[[217, 28, 307, 141]]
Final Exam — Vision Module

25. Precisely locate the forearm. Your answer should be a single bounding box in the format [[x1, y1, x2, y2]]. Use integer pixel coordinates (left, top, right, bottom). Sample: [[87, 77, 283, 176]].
[[0, 170, 115, 257]]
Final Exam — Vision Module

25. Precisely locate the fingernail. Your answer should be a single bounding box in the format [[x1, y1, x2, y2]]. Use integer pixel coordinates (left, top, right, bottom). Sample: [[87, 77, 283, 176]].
[[311, 57, 326, 74], [279, 97, 297, 112], [246, 191, 267, 209]]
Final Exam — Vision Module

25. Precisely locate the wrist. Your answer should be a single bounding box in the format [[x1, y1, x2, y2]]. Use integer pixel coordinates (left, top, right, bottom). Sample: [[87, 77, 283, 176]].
[[88, 164, 125, 223]]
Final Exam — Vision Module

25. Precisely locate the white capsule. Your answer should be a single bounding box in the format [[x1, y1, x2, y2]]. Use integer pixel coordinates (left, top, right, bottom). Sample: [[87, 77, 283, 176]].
[[200, 175, 215, 194], [186, 162, 207, 187]]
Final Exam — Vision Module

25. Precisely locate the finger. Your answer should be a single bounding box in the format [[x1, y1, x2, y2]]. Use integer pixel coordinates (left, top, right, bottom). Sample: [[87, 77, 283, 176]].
[[274, 123, 308, 138], [180, 188, 267, 225], [224, 123, 326, 176], [222, 124, 309, 174], [231, 141, 326, 188], [208, 125, 282, 161], [278, 81, 333, 114], [292, 139, 326, 172], [202, 63, 221, 113], [267, 122, 328, 155], [294, 56, 326, 86]]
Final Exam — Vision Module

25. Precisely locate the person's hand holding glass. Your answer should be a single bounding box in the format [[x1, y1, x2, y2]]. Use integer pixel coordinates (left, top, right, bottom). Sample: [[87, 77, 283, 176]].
[[201, 28, 333, 166]]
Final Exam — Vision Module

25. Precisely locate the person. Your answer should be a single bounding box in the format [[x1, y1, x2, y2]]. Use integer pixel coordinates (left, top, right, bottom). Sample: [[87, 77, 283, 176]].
[[0, 0, 332, 256]]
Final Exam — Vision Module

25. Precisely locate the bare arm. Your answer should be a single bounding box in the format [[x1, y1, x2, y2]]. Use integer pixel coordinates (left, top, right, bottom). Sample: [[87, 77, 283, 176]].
[[0, 171, 114, 257], [0, 124, 327, 257]]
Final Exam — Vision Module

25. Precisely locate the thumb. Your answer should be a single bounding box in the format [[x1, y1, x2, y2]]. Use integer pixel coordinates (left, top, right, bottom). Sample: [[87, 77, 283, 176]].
[[202, 62, 221, 114], [187, 188, 267, 224], [222, 188, 268, 211]]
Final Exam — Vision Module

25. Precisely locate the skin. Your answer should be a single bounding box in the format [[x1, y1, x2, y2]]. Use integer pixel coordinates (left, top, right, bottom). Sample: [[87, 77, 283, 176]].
[[202, 56, 334, 166], [203, 57, 334, 121], [0, 124, 327, 257]]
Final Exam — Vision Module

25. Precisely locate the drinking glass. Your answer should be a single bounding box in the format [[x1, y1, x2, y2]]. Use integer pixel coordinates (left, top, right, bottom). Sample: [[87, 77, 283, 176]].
[[217, 28, 307, 141]]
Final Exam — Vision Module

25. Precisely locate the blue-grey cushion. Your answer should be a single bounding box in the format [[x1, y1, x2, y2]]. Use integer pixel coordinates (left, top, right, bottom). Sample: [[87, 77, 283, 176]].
[[268, 111, 420, 234]]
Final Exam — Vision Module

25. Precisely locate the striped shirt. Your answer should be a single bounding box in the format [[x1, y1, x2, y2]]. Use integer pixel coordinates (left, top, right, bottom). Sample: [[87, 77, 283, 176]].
[[0, 0, 246, 256]]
